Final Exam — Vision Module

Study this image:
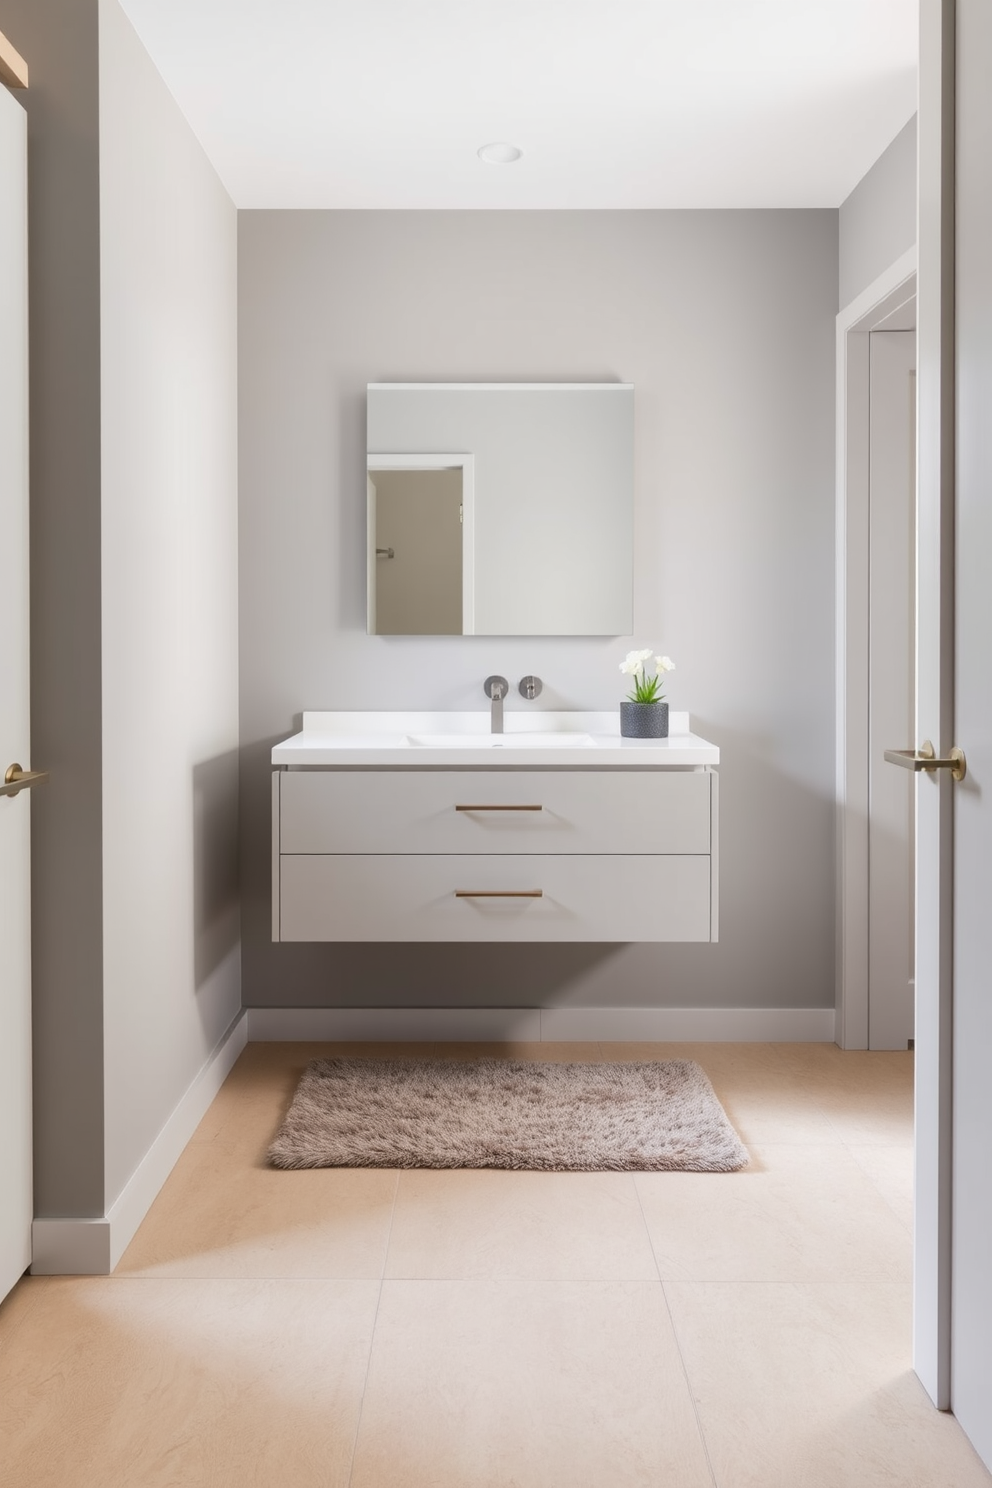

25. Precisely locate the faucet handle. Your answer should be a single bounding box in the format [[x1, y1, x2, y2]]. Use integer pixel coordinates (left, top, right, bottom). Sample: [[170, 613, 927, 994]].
[[484, 675, 508, 700], [519, 675, 543, 701]]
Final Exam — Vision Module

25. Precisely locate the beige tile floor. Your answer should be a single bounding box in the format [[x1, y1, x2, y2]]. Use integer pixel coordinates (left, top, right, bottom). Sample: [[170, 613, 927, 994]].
[[2, 1040, 990, 1488]]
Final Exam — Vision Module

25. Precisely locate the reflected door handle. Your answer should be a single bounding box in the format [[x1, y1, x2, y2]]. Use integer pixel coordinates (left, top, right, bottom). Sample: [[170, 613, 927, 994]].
[[2, 763, 50, 799], [883, 740, 967, 782]]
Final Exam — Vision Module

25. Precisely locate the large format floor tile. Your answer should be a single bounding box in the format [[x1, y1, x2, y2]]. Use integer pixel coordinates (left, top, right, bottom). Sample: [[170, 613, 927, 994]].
[[0, 1277, 380, 1488], [845, 1143, 914, 1229], [816, 1085, 915, 1145], [351, 1279, 714, 1488], [116, 1155, 398, 1279], [385, 1168, 659, 1280], [773, 1043, 914, 1088], [434, 1040, 607, 1063], [5, 1039, 985, 1488], [599, 1040, 787, 1077], [666, 1281, 992, 1488], [635, 1143, 912, 1282]]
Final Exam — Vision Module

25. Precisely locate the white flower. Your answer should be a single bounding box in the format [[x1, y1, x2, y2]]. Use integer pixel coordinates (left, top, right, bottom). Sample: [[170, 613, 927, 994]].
[[655, 655, 675, 673], [620, 647, 654, 676]]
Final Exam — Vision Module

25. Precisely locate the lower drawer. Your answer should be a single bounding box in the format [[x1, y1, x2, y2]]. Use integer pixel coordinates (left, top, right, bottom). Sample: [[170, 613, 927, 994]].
[[278, 854, 713, 943]]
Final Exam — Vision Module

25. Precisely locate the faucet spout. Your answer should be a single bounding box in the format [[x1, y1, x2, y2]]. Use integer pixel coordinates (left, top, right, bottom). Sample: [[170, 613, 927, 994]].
[[484, 675, 508, 734]]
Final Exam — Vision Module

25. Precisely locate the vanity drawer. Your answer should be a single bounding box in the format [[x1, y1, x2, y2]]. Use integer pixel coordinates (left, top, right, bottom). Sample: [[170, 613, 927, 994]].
[[278, 853, 713, 942], [278, 769, 712, 856]]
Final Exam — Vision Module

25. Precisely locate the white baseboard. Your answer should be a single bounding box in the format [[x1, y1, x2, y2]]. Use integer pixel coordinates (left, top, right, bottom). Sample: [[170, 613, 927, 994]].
[[541, 1006, 837, 1043], [247, 1005, 837, 1045], [247, 1006, 544, 1042], [30, 1218, 114, 1277], [31, 1010, 249, 1277]]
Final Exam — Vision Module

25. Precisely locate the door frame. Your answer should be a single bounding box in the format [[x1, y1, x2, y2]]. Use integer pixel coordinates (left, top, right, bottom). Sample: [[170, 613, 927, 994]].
[[835, 248, 917, 1050], [366, 451, 476, 635], [0, 46, 31, 1305]]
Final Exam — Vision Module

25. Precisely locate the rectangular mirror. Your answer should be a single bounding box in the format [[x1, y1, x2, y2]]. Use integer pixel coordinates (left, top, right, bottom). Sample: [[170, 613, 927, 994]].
[[367, 383, 633, 636]]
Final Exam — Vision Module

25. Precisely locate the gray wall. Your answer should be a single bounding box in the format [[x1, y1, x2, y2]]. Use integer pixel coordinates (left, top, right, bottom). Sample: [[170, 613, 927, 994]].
[[240, 209, 838, 1013], [1, 0, 106, 1218], [839, 116, 917, 308]]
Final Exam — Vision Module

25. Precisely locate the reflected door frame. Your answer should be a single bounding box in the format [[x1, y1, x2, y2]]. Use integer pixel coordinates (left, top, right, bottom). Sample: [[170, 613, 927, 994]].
[[367, 451, 475, 635]]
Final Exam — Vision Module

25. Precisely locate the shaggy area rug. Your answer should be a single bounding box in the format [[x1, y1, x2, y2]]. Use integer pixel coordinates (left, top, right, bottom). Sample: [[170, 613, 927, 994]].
[[268, 1058, 749, 1172]]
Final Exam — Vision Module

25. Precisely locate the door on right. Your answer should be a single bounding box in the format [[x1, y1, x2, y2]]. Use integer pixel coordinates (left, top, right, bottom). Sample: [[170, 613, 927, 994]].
[[949, 0, 992, 1465]]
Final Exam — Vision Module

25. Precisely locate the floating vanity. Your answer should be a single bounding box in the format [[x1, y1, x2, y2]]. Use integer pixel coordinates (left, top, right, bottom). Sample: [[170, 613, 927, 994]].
[[271, 711, 719, 944]]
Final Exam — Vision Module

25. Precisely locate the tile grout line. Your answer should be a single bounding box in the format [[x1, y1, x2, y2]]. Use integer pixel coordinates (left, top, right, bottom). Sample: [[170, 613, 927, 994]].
[[839, 1137, 915, 1236], [630, 1174, 720, 1488], [343, 1167, 401, 1488], [659, 1279, 721, 1488]]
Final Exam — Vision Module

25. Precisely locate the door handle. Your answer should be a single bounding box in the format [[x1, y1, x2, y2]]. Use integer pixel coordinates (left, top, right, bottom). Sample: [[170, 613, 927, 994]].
[[883, 740, 966, 782], [2, 763, 50, 799]]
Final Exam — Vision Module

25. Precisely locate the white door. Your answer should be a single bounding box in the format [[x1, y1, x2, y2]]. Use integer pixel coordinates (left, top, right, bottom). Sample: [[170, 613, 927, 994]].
[[949, 0, 992, 1465], [912, 5, 992, 1469], [868, 328, 916, 1049], [0, 81, 33, 1304]]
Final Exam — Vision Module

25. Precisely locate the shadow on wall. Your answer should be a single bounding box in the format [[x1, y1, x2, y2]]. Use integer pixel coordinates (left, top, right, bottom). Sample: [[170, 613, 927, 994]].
[[241, 716, 834, 1013], [193, 749, 241, 992]]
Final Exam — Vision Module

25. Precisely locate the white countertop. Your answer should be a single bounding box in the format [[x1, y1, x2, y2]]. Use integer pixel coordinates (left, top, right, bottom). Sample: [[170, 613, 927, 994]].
[[272, 711, 719, 767]]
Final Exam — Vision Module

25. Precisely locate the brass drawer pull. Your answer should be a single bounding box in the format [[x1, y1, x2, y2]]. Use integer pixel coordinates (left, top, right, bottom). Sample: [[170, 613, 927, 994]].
[[455, 889, 543, 899], [455, 804, 543, 812]]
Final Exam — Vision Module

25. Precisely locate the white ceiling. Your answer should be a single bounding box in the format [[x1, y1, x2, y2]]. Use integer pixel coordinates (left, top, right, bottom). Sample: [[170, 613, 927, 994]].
[[119, 0, 918, 210]]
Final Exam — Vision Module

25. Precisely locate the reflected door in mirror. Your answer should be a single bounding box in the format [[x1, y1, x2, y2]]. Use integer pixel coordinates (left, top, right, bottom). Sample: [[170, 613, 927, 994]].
[[367, 453, 475, 635], [369, 467, 464, 635]]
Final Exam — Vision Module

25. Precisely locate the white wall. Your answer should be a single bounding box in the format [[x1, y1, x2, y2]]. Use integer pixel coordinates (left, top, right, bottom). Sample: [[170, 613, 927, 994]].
[[99, 0, 240, 1206], [239, 209, 838, 1015], [839, 116, 917, 308]]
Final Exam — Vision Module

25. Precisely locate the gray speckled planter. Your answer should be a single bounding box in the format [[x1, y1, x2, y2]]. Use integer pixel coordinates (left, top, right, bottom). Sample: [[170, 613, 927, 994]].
[[620, 700, 669, 738]]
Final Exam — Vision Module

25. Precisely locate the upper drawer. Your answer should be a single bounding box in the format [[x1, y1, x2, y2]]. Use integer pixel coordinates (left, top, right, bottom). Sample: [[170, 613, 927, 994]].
[[278, 768, 712, 855]]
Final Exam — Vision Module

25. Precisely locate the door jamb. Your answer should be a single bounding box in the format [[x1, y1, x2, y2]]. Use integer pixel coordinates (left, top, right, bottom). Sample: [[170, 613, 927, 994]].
[[835, 248, 917, 1050]]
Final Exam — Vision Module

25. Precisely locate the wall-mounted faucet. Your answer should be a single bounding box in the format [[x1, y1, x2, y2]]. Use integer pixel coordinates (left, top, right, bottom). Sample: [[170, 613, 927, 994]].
[[484, 675, 508, 734]]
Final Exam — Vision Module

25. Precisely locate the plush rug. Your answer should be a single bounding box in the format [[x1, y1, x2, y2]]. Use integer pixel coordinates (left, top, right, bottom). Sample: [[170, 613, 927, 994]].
[[268, 1058, 749, 1172]]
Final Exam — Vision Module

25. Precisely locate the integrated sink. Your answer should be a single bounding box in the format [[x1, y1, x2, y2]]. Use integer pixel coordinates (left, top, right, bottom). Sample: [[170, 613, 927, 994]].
[[271, 711, 718, 767], [405, 732, 596, 749]]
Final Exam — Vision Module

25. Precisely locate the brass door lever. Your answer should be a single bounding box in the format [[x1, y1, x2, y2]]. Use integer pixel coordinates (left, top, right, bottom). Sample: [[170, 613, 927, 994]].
[[2, 763, 50, 799], [883, 740, 967, 782]]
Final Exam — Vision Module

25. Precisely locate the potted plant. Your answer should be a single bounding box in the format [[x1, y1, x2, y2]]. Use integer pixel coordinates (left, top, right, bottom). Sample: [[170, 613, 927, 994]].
[[619, 649, 675, 738]]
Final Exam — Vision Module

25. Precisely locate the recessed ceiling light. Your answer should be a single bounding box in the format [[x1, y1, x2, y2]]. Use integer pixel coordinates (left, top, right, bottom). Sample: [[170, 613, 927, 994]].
[[478, 142, 523, 165]]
